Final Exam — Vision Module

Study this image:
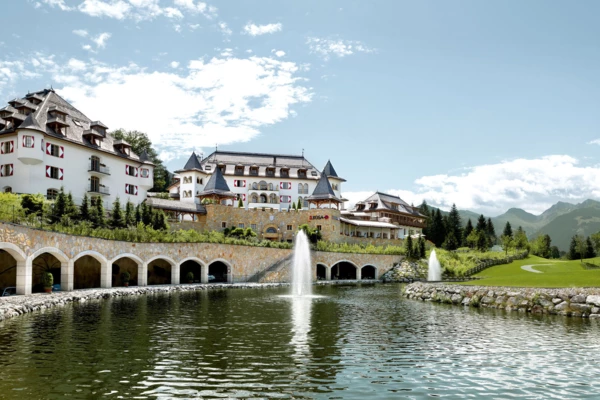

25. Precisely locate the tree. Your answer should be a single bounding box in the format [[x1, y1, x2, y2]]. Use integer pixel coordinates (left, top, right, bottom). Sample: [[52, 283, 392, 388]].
[[111, 197, 125, 228], [591, 232, 600, 255], [298, 224, 321, 244], [466, 230, 479, 249], [111, 129, 170, 191], [95, 196, 106, 228], [297, 198, 302, 210], [514, 226, 528, 251], [237, 197, 244, 208], [476, 230, 489, 251], [140, 202, 152, 225], [135, 204, 141, 224], [80, 194, 91, 221], [50, 187, 67, 224], [151, 209, 169, 230], [586, 236, 596, 258], [447, 204, 462, 246], [463, 218, 473, 246], [405, 234, 414, 258], [576, 235, 587, 262], [476, 214, 487, 233], [419, 201, 431, 239], [486, 217, 496, 245], [500, 234, 513, 255], [569, 235, 579, 260], [443, 230, 459, 251], [292, 202, 297, 211], [550, 246, 560, 259], [418, 235, 426, 258], [21, 194, 44, 217], [503, 221, 513, 238], [531, 234, 551, 258], [124, 199, 135, 227], [429, 208, 446, 247]]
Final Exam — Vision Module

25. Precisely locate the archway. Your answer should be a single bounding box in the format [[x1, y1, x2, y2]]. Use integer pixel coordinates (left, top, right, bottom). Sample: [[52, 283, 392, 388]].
[[180, 260, 202, 283], [31, 253, 62, 293], [147, 258, 172, 285], [361, 265, 377, 280], [316, 263, 327, 281], [111, 256, 140, 287], [208, 261, 229, 283], [0, 250, 18, 294], [331, 261, 357, 280], [74, 255, 102, 289]]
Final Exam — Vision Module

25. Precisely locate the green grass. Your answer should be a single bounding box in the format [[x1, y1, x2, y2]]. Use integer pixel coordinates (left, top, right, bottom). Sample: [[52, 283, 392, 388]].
[[459, 255, 600, 288]]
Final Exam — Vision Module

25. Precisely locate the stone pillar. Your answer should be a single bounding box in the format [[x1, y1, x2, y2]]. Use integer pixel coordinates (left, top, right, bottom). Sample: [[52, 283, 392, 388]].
[[172, 263, 180, 285], [201, 265, 208, 283], [138, 262, 147, 286], [227, 265, 233, 283], [16, 259, 31, 295], [374, 267, 379, 280], [100, 261, 111, 288], [325, 266, 331, 281], [63, 260, 74, 291], [356, 267, 362, 281]]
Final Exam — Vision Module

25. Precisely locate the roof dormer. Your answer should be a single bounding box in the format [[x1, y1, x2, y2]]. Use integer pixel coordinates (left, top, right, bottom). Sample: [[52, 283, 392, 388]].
[[46, 106, 69, 136], [114, 139, 132, 156], [90, 121, 108, 136]]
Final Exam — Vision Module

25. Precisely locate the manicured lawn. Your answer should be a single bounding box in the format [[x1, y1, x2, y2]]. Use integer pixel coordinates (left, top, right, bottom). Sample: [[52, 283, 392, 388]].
[[459, 255, 600, 288]]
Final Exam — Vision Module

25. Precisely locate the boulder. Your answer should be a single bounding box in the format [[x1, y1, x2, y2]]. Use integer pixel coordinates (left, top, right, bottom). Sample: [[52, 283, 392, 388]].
[[555, 301, 568, 311], [586, 295, 600, 307], [571, 294, 587, 304], [570, 303, 591, 313]]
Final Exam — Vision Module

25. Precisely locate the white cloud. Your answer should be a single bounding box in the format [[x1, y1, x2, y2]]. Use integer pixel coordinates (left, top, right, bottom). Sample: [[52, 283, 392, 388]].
[[306, 37, 375, 60], [92, 32, 112, 49], [272, 50, 286, 58], [219, 21, 232, 37], [345, 155, 600, 215], [78, 0, 131, 19], [170, 61, 180, 68], [242, 22, 282, 36], [41, 55, 312, 162], [82, 44, 94, 52], [72, 29, 89, 37], [588, 139, 600, 145], [173, 0, 216, 18], [40, 0, 72, 11]]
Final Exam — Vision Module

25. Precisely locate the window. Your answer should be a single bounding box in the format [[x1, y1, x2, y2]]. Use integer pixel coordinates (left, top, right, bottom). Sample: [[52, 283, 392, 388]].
[[126, 165, 138, 177], [1, 164, 13, 177], [125, 184, 138, 195], [3, 187, 11, 193], [269, 193, 278, 204], [46, 166, 63, 180], [280, 195, 291, 203], [234, 179, 245, 187], [73, 120, 83, 127], [1, 141, 14, 154], [251, 224, 257, 231], [259, 181, 268, 190], [90, 176, 100, 192], [47, 143, 61, 157], [250, 167, 258, 176], [298, 169, 307, 179], [238, 223, 245, 228], [280, 169, 289, 178], [182, 190, 192, 198], [218, 165, 226, 173], [183, 176, 192, 184], [287, 225, 293, 231], [332, 183, 338, 191], [90, 156, 100, 172], [47, 188, 58, 200], [221, 222, 227, 228], [205, 165, 212, 171], [298, 183, 308, 194], [197, 177, 203, 184], [250, 194, 259, 203], [23, 135, 34, 148], [266, 167, 275, 177], [266, 227, 277, 234], [140, 168, 150, 178], [316, 225, 322, 231], [235, 166, 244, 175], [252, 182, 258, 190], [311, 171, 317, 176], [280, 182, 291, 190], [303, 198, 309, 208]]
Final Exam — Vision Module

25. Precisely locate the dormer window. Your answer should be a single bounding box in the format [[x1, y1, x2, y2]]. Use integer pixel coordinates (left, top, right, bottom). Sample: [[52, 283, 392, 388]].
[[46, 107, 69, 136], [280, 168, 289, 178], [235, 165, 244, 175], [298, 169, 307, 179], [114, 139, 131, 156], [205, 165, 212, 171], [249, 166, 258, 176], [266, 167, 275, 177], [218, 164, 226, 174]]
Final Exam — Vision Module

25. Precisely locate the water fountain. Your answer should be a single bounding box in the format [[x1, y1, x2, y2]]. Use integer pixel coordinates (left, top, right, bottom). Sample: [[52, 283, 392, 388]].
[[428, 250, 442, 281], [291, 230, 313, 296]]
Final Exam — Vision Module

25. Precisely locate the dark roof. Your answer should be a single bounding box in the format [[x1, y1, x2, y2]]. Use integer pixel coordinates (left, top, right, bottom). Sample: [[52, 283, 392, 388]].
[[202, 150, 316, 169], [177, 151, 203, 172], [322, 160, 345, 182], [353, 192, 425, 217], [139, 149, 151, 162], [198, 166, 237, 198], [0, 89, 153, 165], [307, 172, 342, 202], [19, 113, 45, 133], [145, 198, 206, 214]]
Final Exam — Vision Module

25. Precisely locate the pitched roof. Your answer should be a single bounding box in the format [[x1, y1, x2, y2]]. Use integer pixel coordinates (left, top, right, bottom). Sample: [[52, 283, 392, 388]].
[[307, 171, 342, 202], [322, 160, 345, 182], [198, 166, 236, 198], [176, 151, 203, 172], [352, 191, 425, 217], [18, 113, 45, 133], [145, 197, 206, 214]]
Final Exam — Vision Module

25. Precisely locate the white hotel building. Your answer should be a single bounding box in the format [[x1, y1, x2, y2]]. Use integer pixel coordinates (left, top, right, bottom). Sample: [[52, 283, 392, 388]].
[[0, 89, 154, 205]]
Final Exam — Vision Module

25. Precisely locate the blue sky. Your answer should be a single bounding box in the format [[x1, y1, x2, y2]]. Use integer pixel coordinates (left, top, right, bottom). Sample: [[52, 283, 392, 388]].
[[3, 0, 600, 215]]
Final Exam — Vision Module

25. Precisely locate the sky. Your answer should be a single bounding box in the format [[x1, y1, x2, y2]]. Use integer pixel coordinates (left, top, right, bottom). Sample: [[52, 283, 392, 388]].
[[2, 0, 600, 216]]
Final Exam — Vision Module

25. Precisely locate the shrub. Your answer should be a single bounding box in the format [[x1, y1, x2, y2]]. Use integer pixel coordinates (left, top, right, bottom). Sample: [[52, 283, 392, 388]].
[[42, 272, 54, 288], [120, 271, 131, 285], [185, 271, 194, 282]]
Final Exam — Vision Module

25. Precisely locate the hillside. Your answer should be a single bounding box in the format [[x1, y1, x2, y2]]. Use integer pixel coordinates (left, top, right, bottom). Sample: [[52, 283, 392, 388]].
[[535, 206, 600, 251]]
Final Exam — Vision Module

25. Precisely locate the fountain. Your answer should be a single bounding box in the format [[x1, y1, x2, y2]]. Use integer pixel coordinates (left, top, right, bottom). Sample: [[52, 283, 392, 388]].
[[291, 230, 313, 296], [428, 250, 441, 281]]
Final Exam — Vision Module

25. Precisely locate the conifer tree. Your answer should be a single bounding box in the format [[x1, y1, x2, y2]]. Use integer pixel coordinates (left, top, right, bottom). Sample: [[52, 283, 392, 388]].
[[430, 208, 446, 247], [66, 192, 78, 219], [94, 196, 106, 228], [51, 187, 67, 223], [237, 197, 243, 208], [111, 197, 125, 228], [486, 217, 496, 245], [418, 236, 426, 258], [476, 214, 487, 233], [135, 204, 141, 223], [463, 219, 473, 246], [569, 235, 579, 260], [124, 199, 135, 227], [514, 226, 528, 250], [443, 230, 459, 251], [503, 221, 513, 238], [141, 202, 152, 225], [405, 234, 414, 259], [447, 204, 463, 246], [586, 236, 596, 258], [297, 198, 302, 210], [80, 193, 91, 221]]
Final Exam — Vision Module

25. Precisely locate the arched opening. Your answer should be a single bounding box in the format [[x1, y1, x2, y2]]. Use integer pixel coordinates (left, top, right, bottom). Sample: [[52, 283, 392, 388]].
[[266, 227, 277, 234], [316, 263, 327, 280], [0, 250, 18, 294], [250, 193, 258, 203], [3, 186, 12, 193], [331, 261, 357, 280], [91, 155, 100, 171], [269, 193, 278, 204], [180, 260, 202, 283], [208, 261, 228, 283], [31, 253, 62, 293], [147, 259, 172, 285], [260, 194, 267, 203], [112, 257, 139, 287], [74, 255, 102, 289], [361, 265, 377, 280], [259, 181, 268, 190]]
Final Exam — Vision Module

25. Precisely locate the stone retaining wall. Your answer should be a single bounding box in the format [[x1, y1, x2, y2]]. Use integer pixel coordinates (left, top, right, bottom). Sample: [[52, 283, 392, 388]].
[[403, 282, 600, 318]]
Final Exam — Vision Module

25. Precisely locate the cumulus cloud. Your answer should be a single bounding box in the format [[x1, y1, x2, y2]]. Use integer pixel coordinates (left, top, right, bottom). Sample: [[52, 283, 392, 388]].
[[242, 22, 282, 36], [588, 139, 600, 145], [272, 50, 286, 57], [306, 37, 375, 60], [345, 155, 600, 215], [72, 29, 89, 37], [170, 61, 180, 68], [92, 32, 112, 49]]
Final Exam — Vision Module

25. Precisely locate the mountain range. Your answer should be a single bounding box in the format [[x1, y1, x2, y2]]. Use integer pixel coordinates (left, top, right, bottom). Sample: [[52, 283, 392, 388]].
[[444, 199, 600, 252]]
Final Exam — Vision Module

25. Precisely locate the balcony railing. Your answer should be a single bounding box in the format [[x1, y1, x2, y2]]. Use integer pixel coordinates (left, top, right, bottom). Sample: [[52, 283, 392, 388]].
[[88, 185, 110, 195], [88, 163, 111, 175]]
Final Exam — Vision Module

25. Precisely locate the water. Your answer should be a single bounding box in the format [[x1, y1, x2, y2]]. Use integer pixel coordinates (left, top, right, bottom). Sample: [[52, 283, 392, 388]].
[[428, 249, 442, 281], [2, 285, 600, 398], [291, 230, 312, 296]]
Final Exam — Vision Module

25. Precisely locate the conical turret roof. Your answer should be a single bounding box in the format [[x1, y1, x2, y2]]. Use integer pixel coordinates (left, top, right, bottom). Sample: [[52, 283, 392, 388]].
[[307, 170, 342, 203], [198, 165, 237, 199], [176, 152, 203, 172]]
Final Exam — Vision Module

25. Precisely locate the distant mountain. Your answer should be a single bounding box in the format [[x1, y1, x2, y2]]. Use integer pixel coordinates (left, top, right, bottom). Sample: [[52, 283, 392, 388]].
[[432, 199, 600, 251]]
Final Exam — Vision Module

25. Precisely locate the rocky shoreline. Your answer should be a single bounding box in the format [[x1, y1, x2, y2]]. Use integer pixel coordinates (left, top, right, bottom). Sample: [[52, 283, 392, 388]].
[[0, 280, 378, 323], [403, 282, 600, 318]]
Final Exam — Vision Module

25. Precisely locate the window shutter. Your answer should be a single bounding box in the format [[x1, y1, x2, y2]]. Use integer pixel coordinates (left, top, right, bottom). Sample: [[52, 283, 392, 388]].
[[46, 142, 51, 154], [125, 165, 129, 175], [0, 165, 3, 177], [59, 168, 64, 180], [243, 194, 246, 201], [9, 141, 13, 153], [234, 180, 238, 187], [23, 137, 26, 147], [8, 164, 13, 176], [280, 182, 283, 189], [288, 182, 292, 189], [134, 185, 138, 195], [135, 167, 139, 177], [59, 146, 64, 158], [243, 180, 246, 188], [280, 195, 283, 202], [1, 143, 3, 154], [46, 166, 51, 178]]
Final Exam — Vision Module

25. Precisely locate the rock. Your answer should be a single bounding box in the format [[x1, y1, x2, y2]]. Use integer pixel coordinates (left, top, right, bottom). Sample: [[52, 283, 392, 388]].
[[461, 297, 471, 306], [570, 303, 591, 313], [571, 294, 587, 303], [531, 305, 544, 314], [451, 294, 463, 304], [481, 296, 494, 304], [538, 299, 554, 308], [495, 296, 506, 305], [552, 298, 563, 305], [506, 297, 519, 306], [592, 307, 600, 314], [555, 301, 568, 311], [586, 295, 600, 307]]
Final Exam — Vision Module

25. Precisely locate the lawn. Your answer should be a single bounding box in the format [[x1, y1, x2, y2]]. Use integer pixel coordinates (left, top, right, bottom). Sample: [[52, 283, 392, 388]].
[[459, 255, 600, 288]]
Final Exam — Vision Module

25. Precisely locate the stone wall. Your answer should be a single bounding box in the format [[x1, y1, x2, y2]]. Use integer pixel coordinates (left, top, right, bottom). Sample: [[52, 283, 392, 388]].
[[403, 282, 600, 318]]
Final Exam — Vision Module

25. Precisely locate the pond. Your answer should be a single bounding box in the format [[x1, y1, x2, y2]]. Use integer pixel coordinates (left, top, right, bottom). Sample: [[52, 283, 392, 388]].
[[1, 284, 599, 399]]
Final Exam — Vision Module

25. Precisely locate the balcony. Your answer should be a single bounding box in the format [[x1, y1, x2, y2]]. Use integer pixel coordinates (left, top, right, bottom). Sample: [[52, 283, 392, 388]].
[[88, 184, 110, 195], [88, 162, 111, 175]]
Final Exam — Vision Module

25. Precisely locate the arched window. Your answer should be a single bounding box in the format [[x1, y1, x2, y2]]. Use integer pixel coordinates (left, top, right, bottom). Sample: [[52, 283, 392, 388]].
[[250, 193, 259, 203], [303, 198, 309, 208], [268, 183, 274, 191], [298, 184, 303, 194], [266, 227, 277, 234], [259, 181, 268, 190], [252, 182, 258, 190], [269, 193, 278, 204], [47, 188, 59, 200], [3, 186, 12, 193], [260, 194, 267, 203], [90, 155, 100, 172]]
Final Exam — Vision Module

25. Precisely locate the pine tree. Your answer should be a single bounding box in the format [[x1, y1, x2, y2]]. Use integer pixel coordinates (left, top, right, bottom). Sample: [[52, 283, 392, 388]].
[[419, 201, 431, 238], [476, 214, 487, 233], [503, 221, 513, 238], [292, 202, 297, 211], [111, 197, 124, 228], [297, 198, 302, 210], [124, 200, 135, 227], [405, 234, 414, 259], [51, 187, 67, 224], [486, 217, 496, 245], [430, 208, 446, 247], [418, 236, 426, 258], [66, 192, 78, 219], [447, 204, 462, 246], [237, 197, 243, 208], [94, 196, 106, 228], [80, 193, 90, 221], [135, 204, 141, 223], [586, 236, 596, 258], [443, 230, 459, 251], [476, 230, 489, 251], [141, 202, 152, 225], [514, 226, 528, 250], [463, 219, 473, 246]]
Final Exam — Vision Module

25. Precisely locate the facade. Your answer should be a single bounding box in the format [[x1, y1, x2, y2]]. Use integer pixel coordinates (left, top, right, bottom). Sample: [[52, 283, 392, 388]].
[[0, 89, 154, 206]]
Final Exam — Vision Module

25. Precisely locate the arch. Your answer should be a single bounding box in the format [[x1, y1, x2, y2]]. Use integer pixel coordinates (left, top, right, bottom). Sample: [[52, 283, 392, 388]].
[[72, 250, 109, 265], [72, 250, 109, 289], [252, 182, 258, 190], [208, 259, 231, 283], [259, 180, 268, 190], [179, 257, 205, 284], [146, 255, 177, 267], [361, 265, 377, 280], [250, 193, 259, 203], [29, 247, 69, 264], [260, 193, 267, 203], [0, 246, 22, 296], [316, 263, 328, 280], [110, 254, 143, 287], [268, 182, 274, 191], [331, 260, 358, 280], [31, 252, 63, 293], [147, 257, 173, 285], [0, 242, 26, 262], [266, 227, 277, 234], [269, 193, 278, 204]]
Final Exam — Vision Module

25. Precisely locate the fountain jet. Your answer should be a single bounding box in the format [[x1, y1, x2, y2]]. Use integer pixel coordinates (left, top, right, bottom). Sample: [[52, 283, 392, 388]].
[[428, 250, 441, 281], [291, 230, 313, 296]]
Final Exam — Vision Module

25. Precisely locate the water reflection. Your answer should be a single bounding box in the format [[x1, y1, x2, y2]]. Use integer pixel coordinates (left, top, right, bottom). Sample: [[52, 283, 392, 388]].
[[290, 296, 312, 363]]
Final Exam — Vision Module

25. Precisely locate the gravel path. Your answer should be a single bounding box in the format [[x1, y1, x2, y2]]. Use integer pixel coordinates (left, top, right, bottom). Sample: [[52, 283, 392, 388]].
[[521, 264, 550, 273]]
